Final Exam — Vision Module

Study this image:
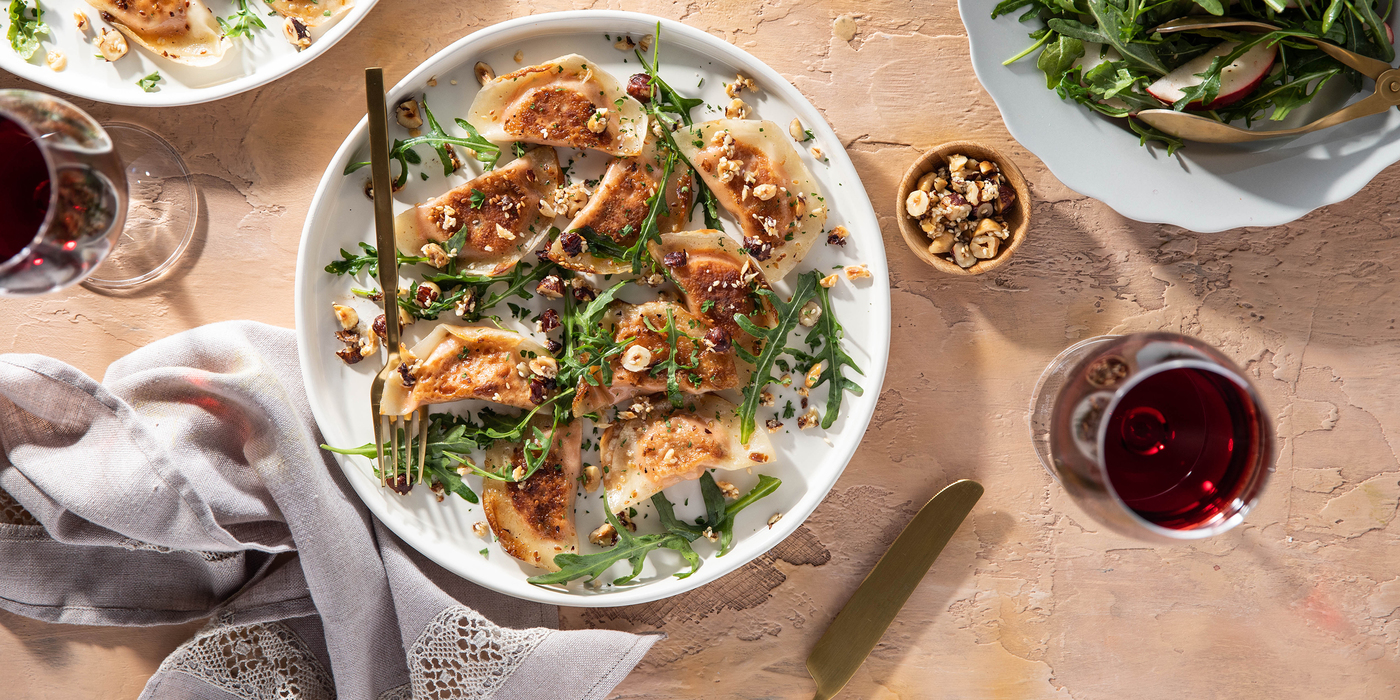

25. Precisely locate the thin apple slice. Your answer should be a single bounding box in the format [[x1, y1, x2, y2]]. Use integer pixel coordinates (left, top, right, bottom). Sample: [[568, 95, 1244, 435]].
[[1147, 41, 1276, 110]]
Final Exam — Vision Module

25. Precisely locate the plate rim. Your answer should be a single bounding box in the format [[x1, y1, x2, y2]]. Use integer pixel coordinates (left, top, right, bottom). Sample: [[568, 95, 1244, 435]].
[[960, 0, 1400, 232], [293, 9, 892, 607], [0, 0, 378, 107]]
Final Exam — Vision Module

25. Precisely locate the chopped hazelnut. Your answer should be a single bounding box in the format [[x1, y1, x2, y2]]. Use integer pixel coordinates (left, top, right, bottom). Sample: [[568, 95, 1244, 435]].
[[826, 225, 849, 247], [906, 189, 930, 217], [789, 117, 807, 141], [513, 49, 524, 63], [283, 16, 311, 50], [621, 345, 653, 373], [767, 512, 783, 528], [820, 273, 840, 288], [753, 183, 778, 201], [72, 10, 89, 32], [97, 28, 128, 61], [421, 242, 450, 268], [716, 481, 741, 499], [843, 264, 871, 281], [590, 522, 618, 546], [587, 108, 609, 134], [536, 274, 565, 299], [395, 98, 423, 129], [45, 50, 65, 71], [725, 98, 750, 119], [799, 301, 822, 327], [797, 408, 821, 430], [474, 61, 495, 85], [529, 356, 558, 379], [332, 303, 359, 330], [614, 35, 636, 51], [473, 521, 490, 538]]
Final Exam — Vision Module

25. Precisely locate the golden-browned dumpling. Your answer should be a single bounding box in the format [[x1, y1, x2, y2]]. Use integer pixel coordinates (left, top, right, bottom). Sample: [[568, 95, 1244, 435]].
[[600, 395, 776, 513], [395, 148, 561, 276], [676, 120, 827, 280], [268, 0, 352, 26], [547, 135, 694, 274], [381, 325, 556, 415], [85, 0, 227, 66], [572, 301, 738, 416], [482, 419, 581, 571], [467, 54, 646, 157], [649, 230, 776, 362]]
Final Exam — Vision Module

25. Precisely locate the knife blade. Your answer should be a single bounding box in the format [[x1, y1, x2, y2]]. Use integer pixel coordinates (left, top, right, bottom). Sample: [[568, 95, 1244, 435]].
[[805, 479, 983, 700]]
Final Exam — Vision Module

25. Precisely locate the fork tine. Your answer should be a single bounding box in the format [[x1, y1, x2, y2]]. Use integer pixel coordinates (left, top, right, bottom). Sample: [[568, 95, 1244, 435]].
[[416, 408, 429, 484], [389, 414, 400, 489], [375, 413, 386, 487]]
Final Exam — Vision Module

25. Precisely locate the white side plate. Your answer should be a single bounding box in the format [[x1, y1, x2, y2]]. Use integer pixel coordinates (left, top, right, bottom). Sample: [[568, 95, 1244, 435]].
[[0, 0, 376, 107], [293, 11, 891, 607]]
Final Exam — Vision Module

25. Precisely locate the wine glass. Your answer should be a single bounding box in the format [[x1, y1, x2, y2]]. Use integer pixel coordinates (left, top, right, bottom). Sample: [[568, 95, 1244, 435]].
[[0, 89, 196, 296], [1029, 333, 1275, 541]]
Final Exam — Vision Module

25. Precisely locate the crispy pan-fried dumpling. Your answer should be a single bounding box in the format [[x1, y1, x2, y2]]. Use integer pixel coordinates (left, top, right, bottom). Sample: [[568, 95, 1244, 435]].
[[650, 230, 777, 362], [572, 301, 738, 416], [676, 119, 827, 280], [269, 0, 352, 27], [395, 148, 561, 276], [468, 54, 646, 157], [547, 135, 694, 274], [483, 419, 581, 571], [382, 325, 556, 415], [85, 0, 227, 66], [600, 395, 775, 513]]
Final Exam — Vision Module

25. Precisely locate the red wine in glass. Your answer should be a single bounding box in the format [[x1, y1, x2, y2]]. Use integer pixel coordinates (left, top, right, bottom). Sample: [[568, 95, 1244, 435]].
[[1102, 366, 1266, 530], [1030, 333, 1274, 541], [0, 116, 50, 265]]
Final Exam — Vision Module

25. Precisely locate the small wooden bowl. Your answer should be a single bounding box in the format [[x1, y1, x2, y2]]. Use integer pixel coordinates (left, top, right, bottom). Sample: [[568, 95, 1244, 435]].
[[895, 141, 1031, 276]]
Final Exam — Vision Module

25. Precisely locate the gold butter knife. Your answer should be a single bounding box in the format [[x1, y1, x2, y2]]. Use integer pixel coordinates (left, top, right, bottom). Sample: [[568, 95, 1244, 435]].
[[806, 479, 983, 700]]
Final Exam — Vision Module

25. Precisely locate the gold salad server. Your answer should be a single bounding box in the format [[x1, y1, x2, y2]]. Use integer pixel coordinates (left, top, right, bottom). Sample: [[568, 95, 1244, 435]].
[[1136, 16, 1400, 143], [805, 479, 984, 700]]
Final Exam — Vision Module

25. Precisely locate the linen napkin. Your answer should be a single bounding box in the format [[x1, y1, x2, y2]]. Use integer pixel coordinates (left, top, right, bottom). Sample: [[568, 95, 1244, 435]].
[[0, 321, 659, 700]]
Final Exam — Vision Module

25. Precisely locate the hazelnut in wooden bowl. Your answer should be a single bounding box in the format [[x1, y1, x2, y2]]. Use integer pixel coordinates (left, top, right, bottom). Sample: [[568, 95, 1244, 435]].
[[896, 142, 1030, 275]]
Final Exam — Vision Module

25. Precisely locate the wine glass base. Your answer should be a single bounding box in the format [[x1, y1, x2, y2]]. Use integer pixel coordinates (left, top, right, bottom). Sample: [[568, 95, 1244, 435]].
[[83, 123, 197, 290], [1028, 335, 1121, 479]]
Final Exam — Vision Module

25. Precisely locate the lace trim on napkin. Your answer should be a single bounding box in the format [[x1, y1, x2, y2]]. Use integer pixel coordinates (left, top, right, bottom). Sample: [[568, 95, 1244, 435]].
[[157, 616, 336, 700], [0, 488, 40, 528], [409, 605, 550, 700], [377, 684, 413, 700]]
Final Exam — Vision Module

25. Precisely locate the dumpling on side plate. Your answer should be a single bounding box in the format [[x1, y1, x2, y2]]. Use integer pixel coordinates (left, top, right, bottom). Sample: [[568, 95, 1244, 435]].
[[676, 119, 827, 280], [650, 230, 776, 363], [84, 0, 227, 66], [381, 325, 556, 415], [571, 301, 738, 416], [395, 147, 560, 276], [600, 395, 775, 513], [546, 134, 694, 275], [482, 419, 581, 571], [467, 54, 647, 157], [268, 0, 352, 27]]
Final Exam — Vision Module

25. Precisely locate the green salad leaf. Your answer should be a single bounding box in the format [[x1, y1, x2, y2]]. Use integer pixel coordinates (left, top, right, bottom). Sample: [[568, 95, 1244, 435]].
[[7, 0, 47, 61]]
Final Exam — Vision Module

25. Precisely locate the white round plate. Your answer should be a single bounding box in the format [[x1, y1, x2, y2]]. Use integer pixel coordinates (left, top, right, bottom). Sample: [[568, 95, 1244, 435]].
[[0, 0, 375, 107], [962, 2, 1400, 232], [294, 11, 890, 606]]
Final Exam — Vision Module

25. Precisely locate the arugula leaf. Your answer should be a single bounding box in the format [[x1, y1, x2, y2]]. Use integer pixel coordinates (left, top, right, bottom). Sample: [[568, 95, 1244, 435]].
[[1170, 55, 1228, 110], [6, 0, 47, 60], [651, 490, 706, 541], [137, 72, 162, 93], [705, 472, 782, 555], [344, 96, 501, 186], [643, 308, 701, 408], [528, 506, 701, 586], [1191, 0, 1226, 15], [801, 280, 864, 429], [1050, 0, 1169, 75], [324, 241, 427, 278], [733, 270, 821, 444], [217, 0, 266, 39], [573, 225, 632, 261], [557, 280, 630, 402], [1036, 33, 1084, 88], [322, 411, 484, 502], [1128, 117, 1184, 155], [406, 260, 558, 321]]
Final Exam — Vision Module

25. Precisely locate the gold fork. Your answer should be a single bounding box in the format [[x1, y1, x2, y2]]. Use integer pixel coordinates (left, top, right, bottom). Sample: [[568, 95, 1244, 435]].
[[365, 67, 430, 490]]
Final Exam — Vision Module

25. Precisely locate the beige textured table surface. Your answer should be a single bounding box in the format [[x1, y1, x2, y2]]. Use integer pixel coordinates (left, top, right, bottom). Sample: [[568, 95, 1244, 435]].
[[4, 1, 1400, 698]]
